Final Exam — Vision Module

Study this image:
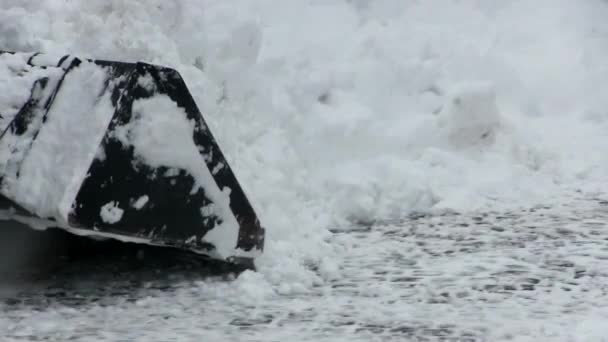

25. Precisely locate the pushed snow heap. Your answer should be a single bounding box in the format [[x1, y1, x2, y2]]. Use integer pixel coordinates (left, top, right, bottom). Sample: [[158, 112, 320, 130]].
[[0, 51, 264, 266]]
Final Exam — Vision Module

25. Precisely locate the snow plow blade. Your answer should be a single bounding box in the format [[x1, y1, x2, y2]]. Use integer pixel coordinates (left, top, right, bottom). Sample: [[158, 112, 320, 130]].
[[0, 51, 264, 266]]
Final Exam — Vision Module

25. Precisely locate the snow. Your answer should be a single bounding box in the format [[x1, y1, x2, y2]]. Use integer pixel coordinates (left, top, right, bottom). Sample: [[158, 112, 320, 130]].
[[99, 202, 123, 224], [2, 0, 608, 340], [115, 95, 240, 259], [131, 195, 149, 210], [0, 53, 65, 177], [437, 81, 501, 149], [4, 61, 115, 223], [0, 53, 42, 128], [4, 201, 608, 341]]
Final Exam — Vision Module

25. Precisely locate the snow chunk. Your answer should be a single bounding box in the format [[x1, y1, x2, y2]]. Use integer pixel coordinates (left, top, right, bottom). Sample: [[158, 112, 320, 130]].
[[211, 162, 224, 175], [438, 82, 501, 149], [132, 195, 149, 210], [137, 73, 156, 91], [100, 202, 123, 224]]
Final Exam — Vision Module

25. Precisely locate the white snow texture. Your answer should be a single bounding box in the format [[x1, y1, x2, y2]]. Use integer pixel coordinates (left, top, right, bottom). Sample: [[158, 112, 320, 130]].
[[114, 94, 240, 259], [1, 0, 608, 340], [100, 201, 123, 224], [0, 55, 115, 222]]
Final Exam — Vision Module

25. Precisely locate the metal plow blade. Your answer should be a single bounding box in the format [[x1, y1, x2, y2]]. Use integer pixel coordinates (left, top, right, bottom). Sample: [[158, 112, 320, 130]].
[[0, 51, 264, 266]]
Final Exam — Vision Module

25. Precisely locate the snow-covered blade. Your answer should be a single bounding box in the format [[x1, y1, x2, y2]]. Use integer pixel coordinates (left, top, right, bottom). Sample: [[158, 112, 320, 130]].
[[0, 51, 264, 266]]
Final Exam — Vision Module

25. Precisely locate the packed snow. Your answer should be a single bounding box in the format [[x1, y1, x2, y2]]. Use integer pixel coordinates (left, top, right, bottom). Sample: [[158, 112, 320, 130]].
[[0, 56, 116, 222], [14, 62, 115, 222], [1, 0, 608, 340], [131, 195, 149, 210], [115, 95, 240, 259], [99, 201, 123, 224], [0, 53, 61, 131]]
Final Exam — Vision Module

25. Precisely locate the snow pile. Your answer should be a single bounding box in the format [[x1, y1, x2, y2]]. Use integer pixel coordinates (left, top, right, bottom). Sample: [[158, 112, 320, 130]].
[[1, 0, 608, 288]]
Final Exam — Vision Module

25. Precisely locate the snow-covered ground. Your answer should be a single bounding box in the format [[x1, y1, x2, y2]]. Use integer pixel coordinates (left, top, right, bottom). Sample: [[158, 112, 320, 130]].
[[1, 0, 608, 341], [3, 199, 608, 341]]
